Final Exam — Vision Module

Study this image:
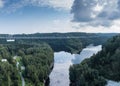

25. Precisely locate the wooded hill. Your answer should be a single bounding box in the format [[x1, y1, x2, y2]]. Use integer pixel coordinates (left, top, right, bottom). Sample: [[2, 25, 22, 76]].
[[0, 33, 117, 54], [69, 35, 120, 86]]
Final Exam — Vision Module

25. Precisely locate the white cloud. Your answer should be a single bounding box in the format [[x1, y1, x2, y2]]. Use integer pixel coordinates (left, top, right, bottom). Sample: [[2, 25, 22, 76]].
[[28, 0, 74, 10], [0, 0, 4, 8], [47, 0, 74, 10], [93, 4, 103, 12], [0, 17, 120, 34], [72, 19, 120, 33], [1, 0, 74, 13]]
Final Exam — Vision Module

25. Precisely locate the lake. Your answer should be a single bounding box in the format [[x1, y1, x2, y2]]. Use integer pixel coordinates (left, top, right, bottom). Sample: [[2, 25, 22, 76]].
[[49, 45, 102, 86]]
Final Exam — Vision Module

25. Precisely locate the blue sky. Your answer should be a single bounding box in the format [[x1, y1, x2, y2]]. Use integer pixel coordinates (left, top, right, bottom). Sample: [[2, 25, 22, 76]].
[[0, 0, 120, 34]]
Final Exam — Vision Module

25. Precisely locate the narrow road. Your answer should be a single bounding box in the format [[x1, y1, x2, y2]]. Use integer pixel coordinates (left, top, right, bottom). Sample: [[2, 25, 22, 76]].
[[20, 72, 25, 86], [14, 56, 25, 86]]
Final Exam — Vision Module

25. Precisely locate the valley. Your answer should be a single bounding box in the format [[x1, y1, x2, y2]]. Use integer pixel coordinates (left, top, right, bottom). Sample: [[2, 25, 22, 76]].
[[0, 32, 119, 86]]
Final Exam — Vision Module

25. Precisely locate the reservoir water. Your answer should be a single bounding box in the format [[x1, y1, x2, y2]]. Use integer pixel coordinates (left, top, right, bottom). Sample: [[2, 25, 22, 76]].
[[49, 45, 102, 86]]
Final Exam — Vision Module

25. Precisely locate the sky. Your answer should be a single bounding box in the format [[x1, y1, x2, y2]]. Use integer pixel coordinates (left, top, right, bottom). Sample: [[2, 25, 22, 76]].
[[0, 0, 120, 34]]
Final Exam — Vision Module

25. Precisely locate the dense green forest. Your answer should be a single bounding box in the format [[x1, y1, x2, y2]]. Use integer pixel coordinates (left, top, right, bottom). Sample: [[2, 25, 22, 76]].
[[0, 33, 117, 53], [0, 32, 116, 37], [15, 38, 83, 54], [0, 43, 54, 86], [69, 35, 120, 86]]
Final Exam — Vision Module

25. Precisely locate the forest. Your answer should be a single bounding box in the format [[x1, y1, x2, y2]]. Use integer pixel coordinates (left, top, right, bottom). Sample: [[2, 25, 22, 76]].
[[0, 43, 54, 86], [69, 35, 120, 86], [0, 32, 116, 38], [0, 33, 117, 53]]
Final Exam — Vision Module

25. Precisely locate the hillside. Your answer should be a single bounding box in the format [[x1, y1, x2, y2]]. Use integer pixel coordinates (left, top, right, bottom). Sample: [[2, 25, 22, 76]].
[[69, 35, 120, 86]]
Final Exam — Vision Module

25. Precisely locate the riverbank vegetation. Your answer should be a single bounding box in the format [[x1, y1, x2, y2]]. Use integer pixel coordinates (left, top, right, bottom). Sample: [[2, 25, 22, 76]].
[[69, 35, 120, 86]]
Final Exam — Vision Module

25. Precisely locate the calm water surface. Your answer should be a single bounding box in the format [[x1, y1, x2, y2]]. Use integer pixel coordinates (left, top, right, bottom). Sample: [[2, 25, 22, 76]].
[[49, 45, 102, 86]]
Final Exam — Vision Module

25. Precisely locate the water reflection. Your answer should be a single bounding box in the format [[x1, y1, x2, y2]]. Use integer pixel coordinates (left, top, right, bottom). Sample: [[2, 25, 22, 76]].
[[106, 80, 120, 86], [50, 45, 102, 86], [72, 45, 102, 64]]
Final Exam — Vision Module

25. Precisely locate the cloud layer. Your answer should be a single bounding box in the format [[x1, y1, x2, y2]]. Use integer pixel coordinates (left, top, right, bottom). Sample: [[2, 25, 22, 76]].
[[0, 0, 74, 13], [23, 0, 74, 10], [71, 0, 120, 26]]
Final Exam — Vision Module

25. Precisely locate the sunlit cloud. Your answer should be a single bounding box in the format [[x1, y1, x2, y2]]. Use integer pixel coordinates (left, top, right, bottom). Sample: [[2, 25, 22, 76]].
[[0, 0, 4, 8]]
